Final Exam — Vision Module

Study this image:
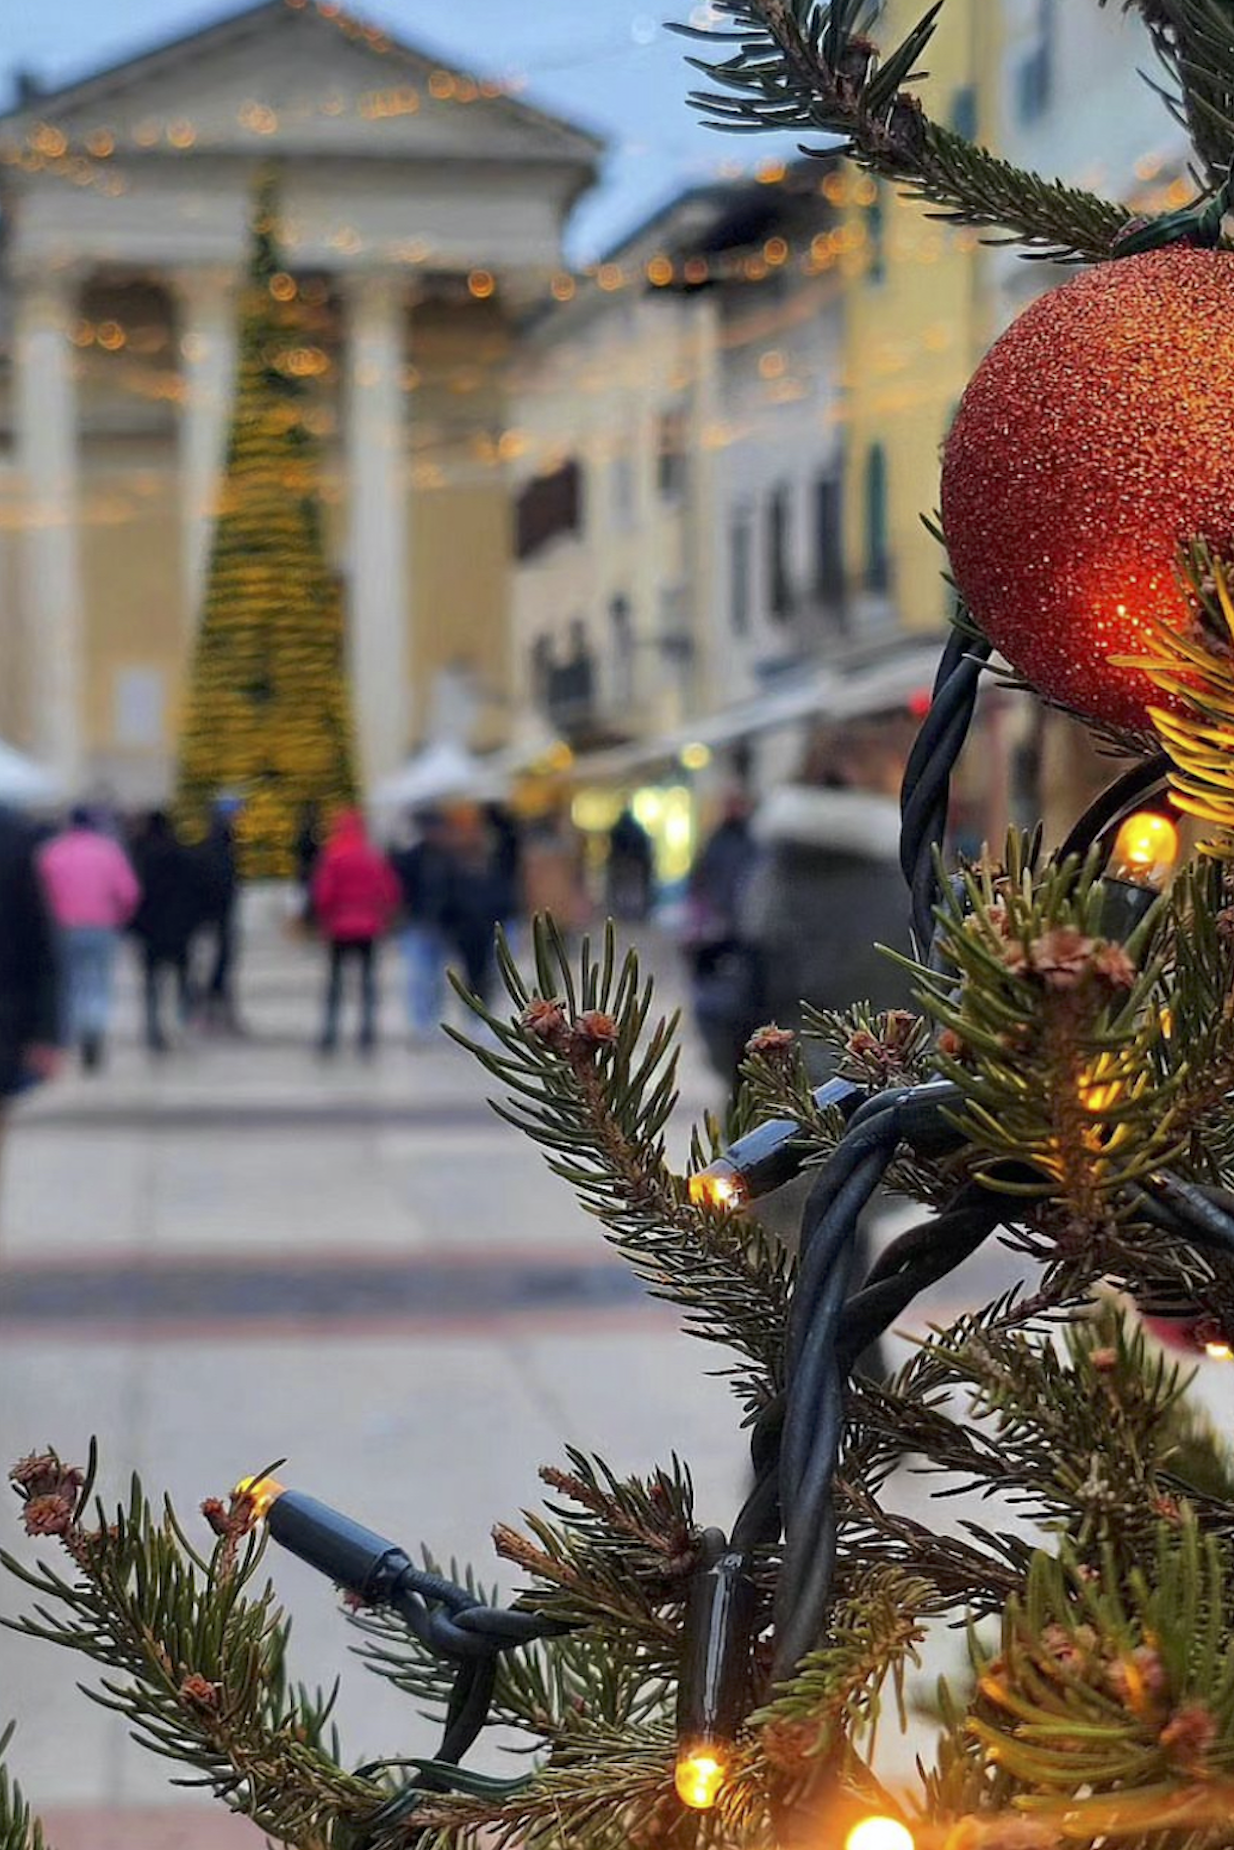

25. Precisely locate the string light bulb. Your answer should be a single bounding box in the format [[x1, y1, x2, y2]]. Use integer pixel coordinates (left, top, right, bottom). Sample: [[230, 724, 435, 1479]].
[[845, 1818, 915, 1850], [688, 1159, 747, 1212], [234, 1473, 286, 1519], [675, 1747, 728, 1811], [1109, 809, 1180, 889], [1100, 805, 1181, 939], [232, 1477, 417, 1603], [674, 1539, 755, 1813]]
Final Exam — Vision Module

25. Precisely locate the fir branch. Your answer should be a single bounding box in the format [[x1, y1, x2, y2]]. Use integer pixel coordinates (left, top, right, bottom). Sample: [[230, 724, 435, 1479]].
[[2, 1454, 386, 1846], [1127, 547, 1234, 855], [749, 1568, 929, 1782], [408, 1718, 683, 1850], [1106, 0, 1234, 181], [453, 920, 790, 1408], [492, 1451, 701, 1656], [0, 1729, 48, 1850], [914, 836, 1186, 1233], [675, 0, 1132, 259], [964, 1519, 1234, 1835]]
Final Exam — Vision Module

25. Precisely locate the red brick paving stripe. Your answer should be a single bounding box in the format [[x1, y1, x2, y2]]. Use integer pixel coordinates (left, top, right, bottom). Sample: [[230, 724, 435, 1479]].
[[41, 1807, 263, 1848]]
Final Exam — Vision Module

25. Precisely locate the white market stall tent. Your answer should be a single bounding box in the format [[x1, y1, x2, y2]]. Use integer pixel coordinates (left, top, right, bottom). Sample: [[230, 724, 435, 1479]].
[[0, 740, 61, 807]]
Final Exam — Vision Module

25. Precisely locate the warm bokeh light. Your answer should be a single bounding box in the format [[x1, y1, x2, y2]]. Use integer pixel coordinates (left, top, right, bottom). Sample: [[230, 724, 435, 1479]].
[[674, 1748, 727, 1810], [1205, 1341, 1234, 1361], [688, 1163, 747, 1212], [234, 1475, 286, 1520], [1109, 810, 1180, 889], [845, 1816, 915, 1850], [680, 741, 712, 771]]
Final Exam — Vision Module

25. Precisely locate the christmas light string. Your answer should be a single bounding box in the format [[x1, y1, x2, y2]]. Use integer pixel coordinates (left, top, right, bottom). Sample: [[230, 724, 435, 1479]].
[[231, 624, 1199, 1827]]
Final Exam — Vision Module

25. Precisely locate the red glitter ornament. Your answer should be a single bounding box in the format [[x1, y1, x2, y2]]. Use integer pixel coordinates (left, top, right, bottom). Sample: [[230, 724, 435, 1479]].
[[1141, 1312, 1234, 1361], [941, 247, 1234, 735]]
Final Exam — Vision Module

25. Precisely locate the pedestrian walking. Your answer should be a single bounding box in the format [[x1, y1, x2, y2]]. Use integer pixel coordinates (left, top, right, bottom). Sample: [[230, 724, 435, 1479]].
[[520, 808, 589, 945], [443, 805, 509, 1008], [311, 809, 400, 1054], [0, 806, 62, 1172], [196, 797, 243, 1032], [606, 806, 655, 921], [130, 811, 205, 1053], [682, 791, 760, 1088], [294, 800, 323, 927], [391, 808, 455, 1044], [39, 806, 140, 1071]]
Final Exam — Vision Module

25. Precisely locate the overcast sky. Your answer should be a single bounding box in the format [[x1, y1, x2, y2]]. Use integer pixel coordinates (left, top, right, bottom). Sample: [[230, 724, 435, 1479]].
[[4, 0, 803, 257]]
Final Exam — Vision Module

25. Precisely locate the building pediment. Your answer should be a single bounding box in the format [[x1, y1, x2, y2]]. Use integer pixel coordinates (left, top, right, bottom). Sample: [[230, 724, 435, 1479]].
[[1, 0, 602, 171]]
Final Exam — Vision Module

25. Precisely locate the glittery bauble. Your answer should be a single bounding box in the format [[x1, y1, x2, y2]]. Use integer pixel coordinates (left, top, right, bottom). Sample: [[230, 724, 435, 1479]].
[[941, 247, 1234, 735]]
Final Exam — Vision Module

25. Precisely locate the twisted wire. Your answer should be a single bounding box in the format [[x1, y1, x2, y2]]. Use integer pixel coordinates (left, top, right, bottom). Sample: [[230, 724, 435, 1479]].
[[899, 628, 991, 956]]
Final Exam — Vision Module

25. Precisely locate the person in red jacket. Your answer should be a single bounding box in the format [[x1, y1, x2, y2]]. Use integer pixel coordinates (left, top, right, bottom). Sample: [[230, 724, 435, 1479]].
[[310, 809, 400, 1054]]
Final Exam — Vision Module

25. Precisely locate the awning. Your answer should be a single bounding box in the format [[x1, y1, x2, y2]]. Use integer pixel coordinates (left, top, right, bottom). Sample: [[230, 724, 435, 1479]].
[[0, 740, 61, 806], [370, 740, 503, 808], [572, 642, 944, 783]]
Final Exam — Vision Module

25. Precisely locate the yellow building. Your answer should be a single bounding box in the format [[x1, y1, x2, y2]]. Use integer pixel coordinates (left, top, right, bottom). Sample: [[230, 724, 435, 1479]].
[[840, 0, 998, 638]]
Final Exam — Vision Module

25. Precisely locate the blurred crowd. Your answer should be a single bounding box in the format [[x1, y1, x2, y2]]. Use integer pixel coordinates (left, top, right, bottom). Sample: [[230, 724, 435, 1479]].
[[0, 711, 925, 1156]]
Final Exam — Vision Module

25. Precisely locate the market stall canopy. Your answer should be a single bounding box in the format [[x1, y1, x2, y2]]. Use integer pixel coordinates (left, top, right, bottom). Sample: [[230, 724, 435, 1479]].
[[370, 740, 502, 808], [572, 643, 946, 783], [0, 740, 61, 806]]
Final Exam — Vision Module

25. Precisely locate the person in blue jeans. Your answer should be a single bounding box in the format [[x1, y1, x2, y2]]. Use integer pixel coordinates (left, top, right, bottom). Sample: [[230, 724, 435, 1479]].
[[39, 807, 140, 1071], [391, 809, 456, 1045]]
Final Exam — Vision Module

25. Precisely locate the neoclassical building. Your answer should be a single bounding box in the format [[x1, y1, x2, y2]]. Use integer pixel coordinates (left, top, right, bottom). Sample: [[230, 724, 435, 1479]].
[[0, 0, 599, 798]]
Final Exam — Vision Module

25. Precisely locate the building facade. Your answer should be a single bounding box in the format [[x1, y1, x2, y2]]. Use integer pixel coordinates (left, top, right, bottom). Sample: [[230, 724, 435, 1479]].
[[839, 0, 999, 641], [0, 0, 598, 800]]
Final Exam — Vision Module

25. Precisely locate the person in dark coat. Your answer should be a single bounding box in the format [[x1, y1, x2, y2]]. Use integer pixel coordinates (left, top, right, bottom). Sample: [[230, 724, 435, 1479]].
[[0, 806, 62, 1135], [196, 799, 242, 1031], [684, 792, 760, 1087], [294, 800, 323, 925], [607, 807, 655, 921], [391, 808, 456, 1044], [443, 807, 507, 1007], [130, 810, 205, 1052]]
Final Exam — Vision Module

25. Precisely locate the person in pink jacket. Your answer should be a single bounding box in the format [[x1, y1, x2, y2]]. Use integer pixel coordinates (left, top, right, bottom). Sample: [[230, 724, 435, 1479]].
[[311, 809, 400, 1054], [40, 807, 140, 1071]]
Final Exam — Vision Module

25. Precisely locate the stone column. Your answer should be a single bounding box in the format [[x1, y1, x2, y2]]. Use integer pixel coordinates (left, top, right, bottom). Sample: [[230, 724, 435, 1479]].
[[175, 266, 239, 626], [344, 271, 411, 788], [14, 268, 85, 787]]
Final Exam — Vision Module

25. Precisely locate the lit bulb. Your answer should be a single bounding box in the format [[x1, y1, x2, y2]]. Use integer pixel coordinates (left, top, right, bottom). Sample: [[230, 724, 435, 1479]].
[[674, 1746, 727, 1810], [234, 1474, 286, 1519], [1205, 1341, 1234, 1362], [1109, 810, 1180, 890], [845, 1818, 916, 1850], [688, 1162, 747, 1212]]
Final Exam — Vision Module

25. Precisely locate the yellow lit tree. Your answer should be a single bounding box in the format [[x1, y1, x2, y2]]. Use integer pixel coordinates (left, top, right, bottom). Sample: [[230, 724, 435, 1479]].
[[175, 175, 356, 877]]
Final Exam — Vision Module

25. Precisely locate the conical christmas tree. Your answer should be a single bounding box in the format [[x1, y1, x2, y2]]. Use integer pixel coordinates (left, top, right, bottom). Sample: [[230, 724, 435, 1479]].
[[175, 175, 356, 878]]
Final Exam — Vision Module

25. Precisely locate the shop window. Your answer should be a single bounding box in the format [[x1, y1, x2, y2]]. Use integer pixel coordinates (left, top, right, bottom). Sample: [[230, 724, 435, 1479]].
[[611, 450, 635, 530], [730, 512, 752, 635], [657, 405, 689, 499], [814, 471, 845, 608], [951, 82, 978, 141], [113, 666, 165, 748], [864, 444, 890, 594], [610, 593, 635, 705], [1016, 0, 1055, 122], [768, 485, 793, 621], [515, 459, 584, 560]]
